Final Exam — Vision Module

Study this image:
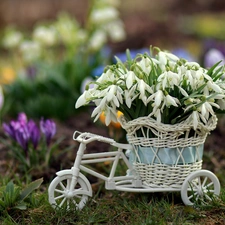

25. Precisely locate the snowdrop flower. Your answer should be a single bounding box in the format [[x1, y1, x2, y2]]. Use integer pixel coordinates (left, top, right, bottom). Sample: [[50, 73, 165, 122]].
[[158, 51, 179, 70], [189, 111, 199, 130], [137, 79, 152, 104], [206, 80, 222, 93], [91, 97, 108, 119], [96, 69, 116, 84], [154, 90, 164, 107], [125, 71, 136, 89], [106, 85, 120, 107], [75, 90, 93, 108], [76, 46, 225, 127], [136, 57, 152, 75], [124, 84, 139, 108], [157, 71, 180, 90], [165, 94, 179, 107]]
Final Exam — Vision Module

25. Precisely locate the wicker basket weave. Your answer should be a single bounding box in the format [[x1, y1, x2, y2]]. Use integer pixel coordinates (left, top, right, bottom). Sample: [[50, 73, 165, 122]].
[[119, 115, 217, 188]]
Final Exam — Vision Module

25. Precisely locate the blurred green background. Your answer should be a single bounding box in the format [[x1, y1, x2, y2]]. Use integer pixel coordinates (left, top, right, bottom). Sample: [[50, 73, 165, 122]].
[[1, 0, 225, 120]]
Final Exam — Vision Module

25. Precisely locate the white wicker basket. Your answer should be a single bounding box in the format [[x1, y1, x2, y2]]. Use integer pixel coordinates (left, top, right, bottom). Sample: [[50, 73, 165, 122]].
[[119, 115, 217, 188]]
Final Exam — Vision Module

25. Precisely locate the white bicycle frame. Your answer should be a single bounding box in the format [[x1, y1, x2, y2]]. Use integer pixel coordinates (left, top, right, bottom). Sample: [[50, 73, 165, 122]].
[[70, 131, 142, 191]]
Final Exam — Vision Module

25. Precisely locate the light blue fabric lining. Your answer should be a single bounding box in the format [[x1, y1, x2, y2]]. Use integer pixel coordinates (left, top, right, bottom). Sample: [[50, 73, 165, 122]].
[[128, 144, 204, 165]]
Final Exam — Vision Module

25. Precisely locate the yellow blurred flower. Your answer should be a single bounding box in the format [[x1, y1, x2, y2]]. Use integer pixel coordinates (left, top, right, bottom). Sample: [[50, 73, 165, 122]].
[[99, 111, 123, 129], [0, 67, 16, 84]]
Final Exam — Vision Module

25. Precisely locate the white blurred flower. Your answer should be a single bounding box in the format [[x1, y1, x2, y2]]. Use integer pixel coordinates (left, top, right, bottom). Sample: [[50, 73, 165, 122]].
[[76, 29, 88, 43], [19, 41, 41, 62], [90, 7, 119, 24], [105, 20, 126, 42], [33, 26, 57, 46], [88, 30, 107, 51], [2, 30, 23, 49], [98, 0, 121, 7], [54, 13, 79, 45]]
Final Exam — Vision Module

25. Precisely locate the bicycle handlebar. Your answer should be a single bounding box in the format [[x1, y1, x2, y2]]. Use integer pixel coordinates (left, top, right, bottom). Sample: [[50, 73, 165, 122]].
[[73, 131, 115, 145], [73, 131, 133, 150]]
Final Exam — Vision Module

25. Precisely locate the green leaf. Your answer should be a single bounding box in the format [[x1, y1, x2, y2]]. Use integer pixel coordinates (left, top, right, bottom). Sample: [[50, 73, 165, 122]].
[[207, 60, 223, 76], [5, 181, 14, 194], [20, 178, 43, 201], [14, 203, 27, 210]]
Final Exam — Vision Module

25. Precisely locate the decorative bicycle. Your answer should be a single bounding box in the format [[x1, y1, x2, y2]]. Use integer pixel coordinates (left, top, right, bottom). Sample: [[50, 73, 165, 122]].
[[48, 131, 221, 210]]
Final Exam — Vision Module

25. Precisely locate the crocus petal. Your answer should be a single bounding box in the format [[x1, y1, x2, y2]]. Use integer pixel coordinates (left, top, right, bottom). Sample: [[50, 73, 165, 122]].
[[40, 118, 56, 146], [28, 120, 40, 149], [0, 86, 4, 110], [18, 112, 27, 123]]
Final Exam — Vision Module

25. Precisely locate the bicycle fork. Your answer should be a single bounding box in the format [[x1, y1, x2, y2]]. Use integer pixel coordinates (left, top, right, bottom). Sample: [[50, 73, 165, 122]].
[[68, 142, 86, 197]]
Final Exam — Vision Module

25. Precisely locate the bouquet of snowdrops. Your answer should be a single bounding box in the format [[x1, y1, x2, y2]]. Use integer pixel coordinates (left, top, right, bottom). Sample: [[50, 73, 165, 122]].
[[76, 47, 225, 130]]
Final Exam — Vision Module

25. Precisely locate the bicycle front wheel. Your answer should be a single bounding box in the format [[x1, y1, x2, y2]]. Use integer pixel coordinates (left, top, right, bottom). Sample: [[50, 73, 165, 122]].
[[48, 173, 91, 210]]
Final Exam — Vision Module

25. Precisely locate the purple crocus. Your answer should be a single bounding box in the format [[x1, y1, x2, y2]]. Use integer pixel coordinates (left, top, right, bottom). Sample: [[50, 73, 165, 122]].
[[27, 119, 40, 149], [15, 123, 30, 152], [40, 118, 56, 146], [18, 112, 27, 123], [3, 112, 40, 152], [3, 121, 17, 140]]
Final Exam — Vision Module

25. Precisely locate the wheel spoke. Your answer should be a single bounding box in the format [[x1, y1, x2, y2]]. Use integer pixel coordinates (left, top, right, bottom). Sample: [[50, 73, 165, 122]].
[[59, 181, 66, 190], [204, 193, 212, 201], [205, 181, 214, 189], [202, 177, 208, 187], [55, 194, 65, 200], [59, 197, 67, 207], [188, 189, 198, 200], [197, 177, 202, 187], [190, 181, 199, 190], [188, 194, 194, 200], [49, 174, 90, 210], [72, 199, 78, 206], [55, 188, 65, 194], [196, 194, 201, 201]]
